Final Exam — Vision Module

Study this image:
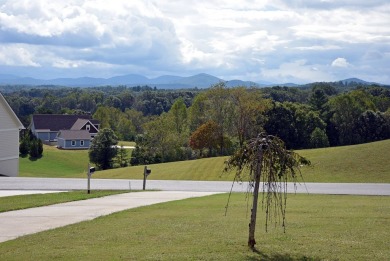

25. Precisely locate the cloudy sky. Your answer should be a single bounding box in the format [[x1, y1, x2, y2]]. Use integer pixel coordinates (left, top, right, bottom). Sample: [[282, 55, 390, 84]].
[[0, 0, 389, 84]]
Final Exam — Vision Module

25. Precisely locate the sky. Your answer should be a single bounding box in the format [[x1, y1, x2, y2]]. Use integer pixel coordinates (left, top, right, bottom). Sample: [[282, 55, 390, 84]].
[[0, 0, 389, 84]]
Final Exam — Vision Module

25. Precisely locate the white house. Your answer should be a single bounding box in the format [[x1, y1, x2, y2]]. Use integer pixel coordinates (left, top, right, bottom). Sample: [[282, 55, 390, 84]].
[[0, 93, 24, 177]]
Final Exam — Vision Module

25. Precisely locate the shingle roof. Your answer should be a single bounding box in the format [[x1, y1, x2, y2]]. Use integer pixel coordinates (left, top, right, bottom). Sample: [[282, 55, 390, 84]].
[[32, 114, 94, 131], [57, 130, 91, 140], [71, 118, 89, 130]]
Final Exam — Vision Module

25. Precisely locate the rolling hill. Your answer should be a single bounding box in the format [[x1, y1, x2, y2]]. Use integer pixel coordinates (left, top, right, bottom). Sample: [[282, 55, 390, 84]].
[[19, 139, 390, 183]]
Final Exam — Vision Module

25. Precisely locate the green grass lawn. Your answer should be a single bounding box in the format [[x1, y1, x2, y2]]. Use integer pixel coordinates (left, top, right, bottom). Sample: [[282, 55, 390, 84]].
[[20, 139, 390, 183], [19, 145, 88, 178], [0, 190, 130, 213], [0, 193, 388, 260], [94, 156, 233, 181], [117, 141, 136, 147], [299, 139, 390, 183]]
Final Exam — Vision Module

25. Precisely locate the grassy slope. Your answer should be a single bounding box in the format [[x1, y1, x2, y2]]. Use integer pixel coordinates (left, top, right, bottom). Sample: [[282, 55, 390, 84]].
[[20, 139, 390, 183], [299, 139, 390, 183], [93, 156, 234, 181], [94, 139, 390, 183], [0, 193, 388, 260], [20, 145, 88, 178]]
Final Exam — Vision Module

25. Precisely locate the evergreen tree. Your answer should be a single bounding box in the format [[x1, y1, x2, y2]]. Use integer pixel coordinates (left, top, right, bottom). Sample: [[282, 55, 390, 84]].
[[19, 133, 30, 156], [89, 128, 118, 170]]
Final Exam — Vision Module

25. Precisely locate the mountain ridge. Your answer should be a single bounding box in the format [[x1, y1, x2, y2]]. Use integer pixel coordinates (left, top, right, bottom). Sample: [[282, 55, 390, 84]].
[[0, 73, 384, 89]]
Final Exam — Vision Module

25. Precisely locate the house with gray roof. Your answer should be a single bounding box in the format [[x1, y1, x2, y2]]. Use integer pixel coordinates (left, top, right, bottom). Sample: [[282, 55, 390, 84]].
[[0, 93, 25, 176], [57, 130, 92, 149], [30, 114, 99, 149]]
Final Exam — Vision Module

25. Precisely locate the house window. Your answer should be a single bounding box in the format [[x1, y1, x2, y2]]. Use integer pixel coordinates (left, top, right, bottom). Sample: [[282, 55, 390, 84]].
[[81, 140, 84, 146], [86, 125, 90, 131], [71, 140, 76, 146]]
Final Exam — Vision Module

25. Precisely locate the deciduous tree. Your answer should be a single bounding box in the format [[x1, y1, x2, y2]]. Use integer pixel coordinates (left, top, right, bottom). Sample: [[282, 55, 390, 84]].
[[189, 120, 219, 157], [225, 133, 310, 250]]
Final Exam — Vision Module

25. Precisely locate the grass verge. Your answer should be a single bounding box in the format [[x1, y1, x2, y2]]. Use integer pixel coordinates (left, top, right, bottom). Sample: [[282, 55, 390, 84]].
[[0, 190, 130, 213], [0, 193, 389, 260]]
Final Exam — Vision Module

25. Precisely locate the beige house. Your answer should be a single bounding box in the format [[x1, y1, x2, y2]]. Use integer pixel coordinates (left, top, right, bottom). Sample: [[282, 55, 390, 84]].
[[0, 93, 24, 177]]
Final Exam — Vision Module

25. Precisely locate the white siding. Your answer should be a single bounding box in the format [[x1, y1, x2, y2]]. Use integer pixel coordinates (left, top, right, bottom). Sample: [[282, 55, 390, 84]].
[[0, 93, 23, 177], [0, 130, 19, 158], [0, 99, 17, 129], [0, 158, 18, 177]]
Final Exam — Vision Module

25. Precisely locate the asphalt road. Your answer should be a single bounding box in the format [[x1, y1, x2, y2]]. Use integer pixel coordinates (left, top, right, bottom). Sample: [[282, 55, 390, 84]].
[[1, 177, 389, 195]]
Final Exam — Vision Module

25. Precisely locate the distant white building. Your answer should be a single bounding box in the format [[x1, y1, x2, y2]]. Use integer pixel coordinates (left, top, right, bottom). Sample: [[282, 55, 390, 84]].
[[0, 93, 24, 177]]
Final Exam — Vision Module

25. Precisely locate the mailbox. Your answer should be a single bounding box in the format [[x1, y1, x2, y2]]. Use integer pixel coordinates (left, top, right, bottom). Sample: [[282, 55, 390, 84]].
[[89, 167, 96, 174], [143, 166, 151, 190]]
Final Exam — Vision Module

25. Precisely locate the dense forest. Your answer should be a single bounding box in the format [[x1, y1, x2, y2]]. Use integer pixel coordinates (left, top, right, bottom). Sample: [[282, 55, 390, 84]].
[[3, 81, 390, 165]]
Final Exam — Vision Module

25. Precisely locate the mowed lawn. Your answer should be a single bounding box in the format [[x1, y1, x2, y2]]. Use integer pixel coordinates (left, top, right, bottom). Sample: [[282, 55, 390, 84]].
[[0, 193, 388, 260], [299, 139, 390, 183], [92, 139, 390, 183], [20, 139, 390, 183], [19, 145, 88, 178]]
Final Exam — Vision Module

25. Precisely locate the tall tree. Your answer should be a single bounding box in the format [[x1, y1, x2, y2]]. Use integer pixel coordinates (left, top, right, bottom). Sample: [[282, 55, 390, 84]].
[[169, 97, 188, 134], [264, 102, 298, 149], [309, 88, 328, 112], [205, 83, 233, 154], [225, 133, 310, 250], [329, 90, 376, 145], [230, 87, 270, 147], [188, 92, 208, 132], [89, 128, 118, 170]]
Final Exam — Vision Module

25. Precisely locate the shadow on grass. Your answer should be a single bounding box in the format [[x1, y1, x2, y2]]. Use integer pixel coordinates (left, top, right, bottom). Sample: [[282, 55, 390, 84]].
[[28, 155, 43, 161], [246, 248, 321, 261], [19, 153, 43, 161]]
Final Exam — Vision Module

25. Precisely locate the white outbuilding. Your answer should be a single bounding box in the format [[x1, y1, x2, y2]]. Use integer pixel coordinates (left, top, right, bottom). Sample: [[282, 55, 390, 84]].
[[0, 93, 24, 177]]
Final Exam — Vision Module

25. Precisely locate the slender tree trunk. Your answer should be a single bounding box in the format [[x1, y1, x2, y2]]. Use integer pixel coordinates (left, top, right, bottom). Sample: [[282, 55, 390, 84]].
[[248, 150, 263, 250]]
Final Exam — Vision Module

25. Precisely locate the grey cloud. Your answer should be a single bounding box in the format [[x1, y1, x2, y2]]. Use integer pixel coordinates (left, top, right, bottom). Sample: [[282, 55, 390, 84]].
[[0, 29, 104, 47]]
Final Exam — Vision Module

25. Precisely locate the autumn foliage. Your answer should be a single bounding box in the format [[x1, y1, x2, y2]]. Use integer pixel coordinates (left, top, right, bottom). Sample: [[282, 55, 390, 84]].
[[189, 120, 219, 156]]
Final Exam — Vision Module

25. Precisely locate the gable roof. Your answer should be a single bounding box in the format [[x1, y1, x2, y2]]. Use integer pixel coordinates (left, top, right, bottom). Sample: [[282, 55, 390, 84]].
[[0, 92, 24, 129], [71, 118, 90, 130], [70, 118, 98, 132], [57, 130, 92, 140], [32, 114, 96, 131]]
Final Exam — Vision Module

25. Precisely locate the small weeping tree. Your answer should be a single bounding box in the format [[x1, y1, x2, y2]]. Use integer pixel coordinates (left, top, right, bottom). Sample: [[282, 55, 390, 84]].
[[224, 133, 310, 250]]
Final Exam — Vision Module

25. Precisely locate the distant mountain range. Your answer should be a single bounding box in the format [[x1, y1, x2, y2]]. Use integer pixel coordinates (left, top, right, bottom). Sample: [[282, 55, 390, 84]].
[[0, 73, 383, 89]]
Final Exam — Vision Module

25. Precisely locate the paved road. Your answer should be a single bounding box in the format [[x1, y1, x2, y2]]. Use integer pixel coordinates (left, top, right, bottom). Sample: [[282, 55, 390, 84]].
[[0, 191, 220, 243], [1, 177, 389, 195]]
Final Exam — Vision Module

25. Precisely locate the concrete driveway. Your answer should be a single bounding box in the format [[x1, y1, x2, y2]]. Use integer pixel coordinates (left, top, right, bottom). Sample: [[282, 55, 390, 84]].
[[0, 191, 221, 243], [0, 177, 389, 243]]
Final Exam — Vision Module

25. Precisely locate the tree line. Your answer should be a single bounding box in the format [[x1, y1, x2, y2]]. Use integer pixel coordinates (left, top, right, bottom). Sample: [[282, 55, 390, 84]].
[[4, 82, 390, 166]]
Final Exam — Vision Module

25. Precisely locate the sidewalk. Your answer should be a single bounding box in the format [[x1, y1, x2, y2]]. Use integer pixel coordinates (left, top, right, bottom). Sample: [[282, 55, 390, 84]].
[[0, 191, 222, 243]]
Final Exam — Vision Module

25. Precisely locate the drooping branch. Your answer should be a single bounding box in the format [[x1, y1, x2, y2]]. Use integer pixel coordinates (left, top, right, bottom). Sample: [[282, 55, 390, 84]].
[[224, 133, 310, 250]]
